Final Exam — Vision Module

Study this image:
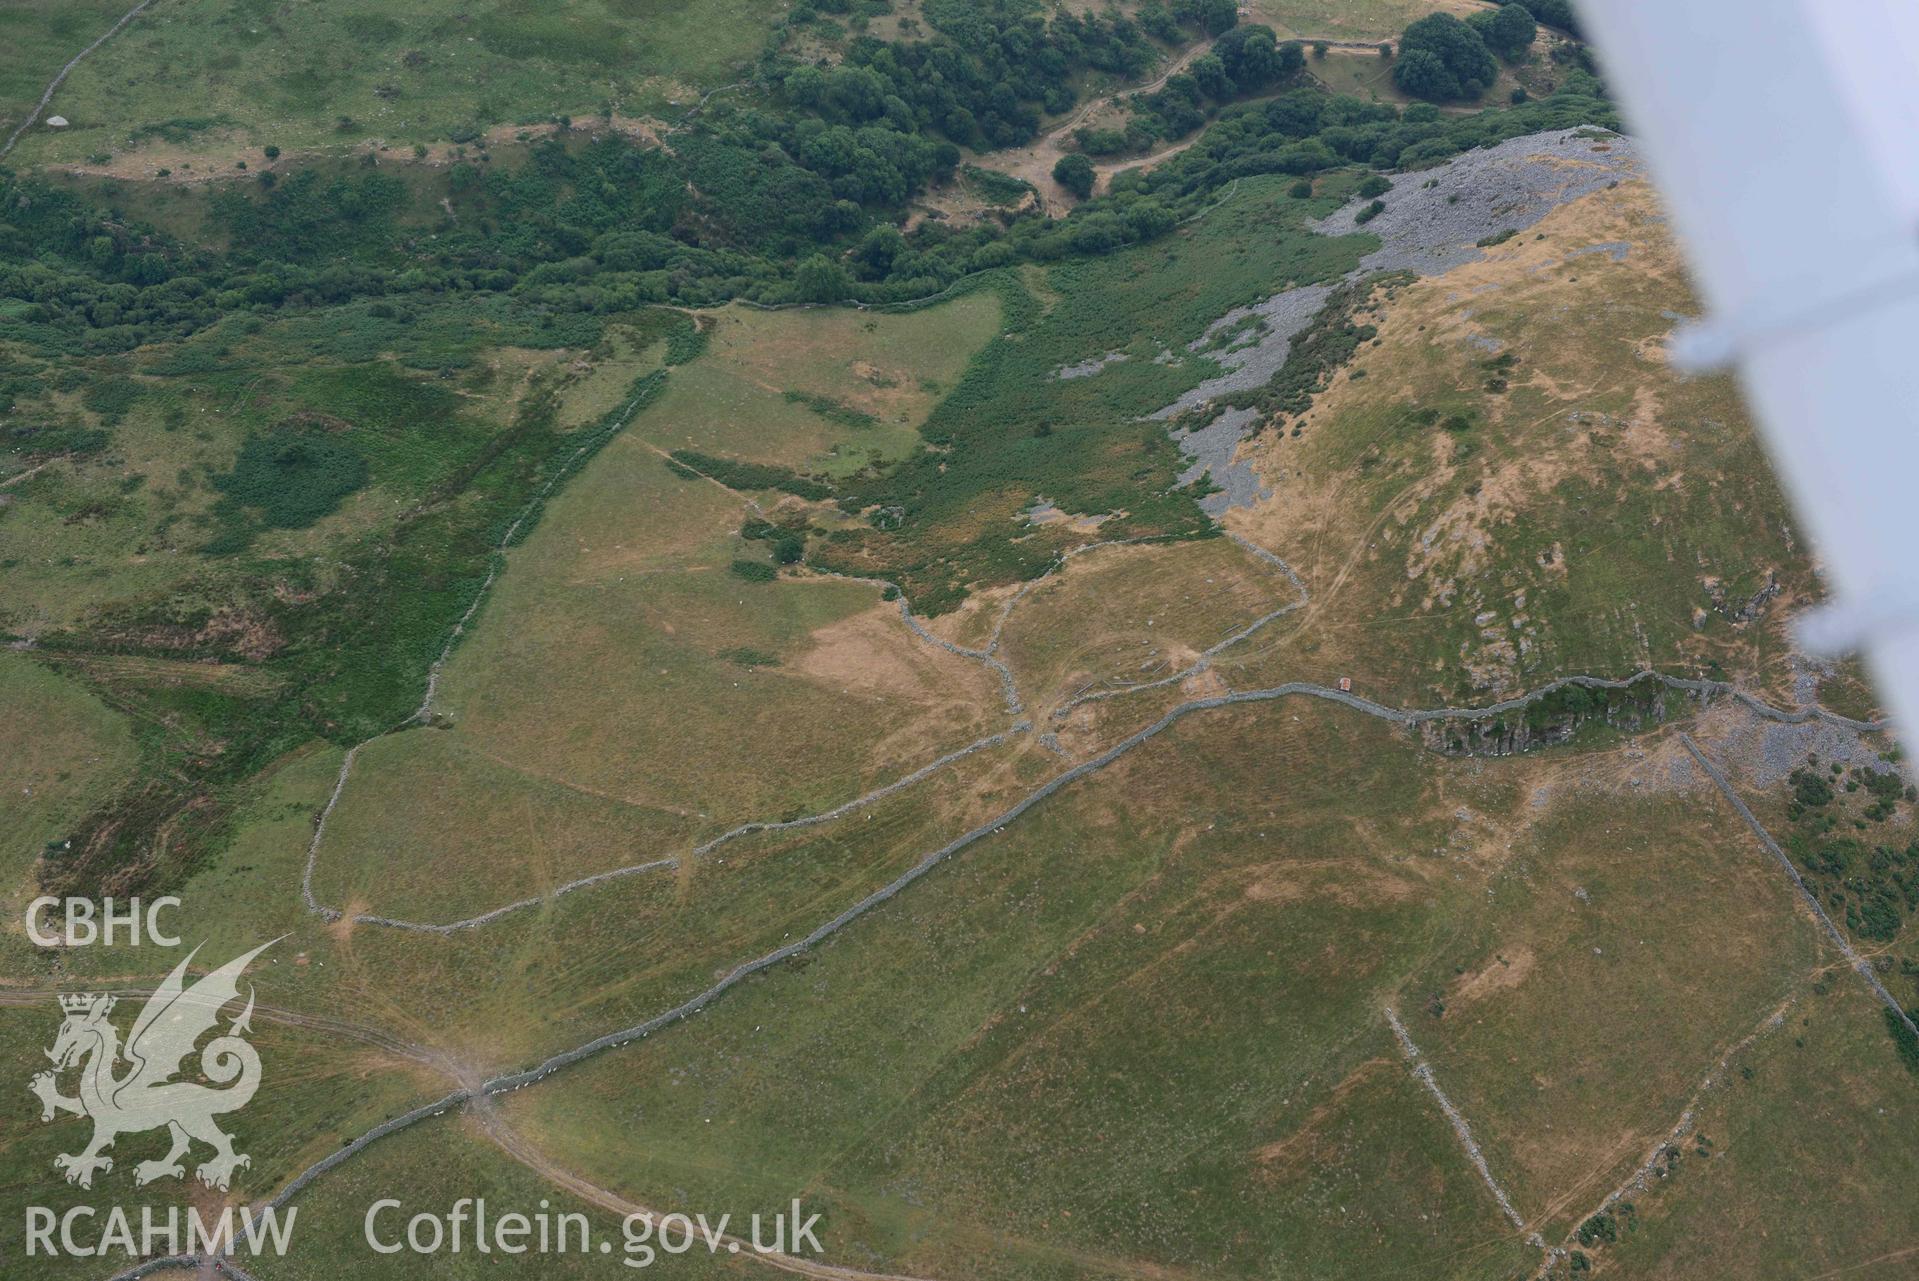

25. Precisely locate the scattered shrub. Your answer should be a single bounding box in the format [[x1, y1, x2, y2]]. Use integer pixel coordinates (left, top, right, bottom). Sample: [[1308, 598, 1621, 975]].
[[729, 559, 778, 582]]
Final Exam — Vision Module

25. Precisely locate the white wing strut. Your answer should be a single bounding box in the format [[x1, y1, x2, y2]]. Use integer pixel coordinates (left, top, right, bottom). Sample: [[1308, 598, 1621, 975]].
[[1578, 0, 1919, 740]]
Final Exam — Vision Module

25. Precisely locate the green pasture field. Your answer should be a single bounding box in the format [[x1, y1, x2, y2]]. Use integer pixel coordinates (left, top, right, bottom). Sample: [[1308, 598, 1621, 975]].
[[1594, 979, 1919, 1279], [630, 297, 1000, 482], [1247, 0, 1485, 43], [422, 549, 1001, 838], [0, 1, 123, 126], [316, 296, 1011, 906], [0, 1, 130, 131], [306, 727, 699, 924], [554, 325, 667, 431], [1308, 44, 1421, 105], [817, 172, 1375, 613], [0, 651, 136, 888], [278, 734, 1032, 1067], [707, 298, 1002, 438], [4, 0, 781, 168]]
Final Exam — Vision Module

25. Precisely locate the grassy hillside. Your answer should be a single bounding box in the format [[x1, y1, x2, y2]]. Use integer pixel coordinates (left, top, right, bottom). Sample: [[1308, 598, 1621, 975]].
[[4, 0, 779, 167], [1220, 176, 1809, 708], [2, 12, 1912, 1281]]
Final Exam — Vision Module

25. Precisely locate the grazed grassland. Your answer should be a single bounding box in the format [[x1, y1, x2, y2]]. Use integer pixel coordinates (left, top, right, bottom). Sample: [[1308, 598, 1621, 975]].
[[310, 298, 1010, 922], [1395, 786, 1818, 1242], [1589, 979, 1919, 1280], [0, 1004, 436, 1272], [487, 705, 1831, 1281], [995, 534, 1294, 713], [5, 0, 780, 167], [0, 651, 135, 885], [1249, 0, 1496, 43], [0, 0, 132, 135], [486, 702, 1537, 1281]]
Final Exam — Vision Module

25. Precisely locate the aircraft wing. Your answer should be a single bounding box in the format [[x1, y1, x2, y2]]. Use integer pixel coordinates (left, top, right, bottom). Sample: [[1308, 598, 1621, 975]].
[[1578, 0, 1919, 741]]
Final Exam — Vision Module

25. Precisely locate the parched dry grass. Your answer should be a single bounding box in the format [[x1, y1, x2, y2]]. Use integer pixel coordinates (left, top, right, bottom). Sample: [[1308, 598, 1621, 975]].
[[487, 699, 1549, 1281], [1220, 178, 1811, 710], [1395, 785, 1820, 1240], [996, 534, 1302, 716]]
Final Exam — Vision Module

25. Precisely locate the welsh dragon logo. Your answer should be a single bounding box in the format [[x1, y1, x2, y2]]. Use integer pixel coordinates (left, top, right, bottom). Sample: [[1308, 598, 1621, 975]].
[[30, 940, 276, 1191]]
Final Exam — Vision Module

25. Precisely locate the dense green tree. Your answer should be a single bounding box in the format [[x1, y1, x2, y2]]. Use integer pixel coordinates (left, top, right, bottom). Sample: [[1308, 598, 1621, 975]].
[[1199, 0, 1238, 36], [0, 48, 1620, 353], [823, 66, 891, 122], [1130, 24, 1296, 137], [1215, 23, 1287, 87], [1503, 0, 1581, 38], [1053, 152, 1096, 198], [1124, 200, 1176, 240], [1189, 52, 1234, 101], [1472, 1, 1538, 61], [1391, 49, 1458, 102], [784, 65, 827, 107], [853, 225, 906, 277], [794, 253, 851, 302], [1138, 2, 1179, 42], [1393, 13, 1497, 101]]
